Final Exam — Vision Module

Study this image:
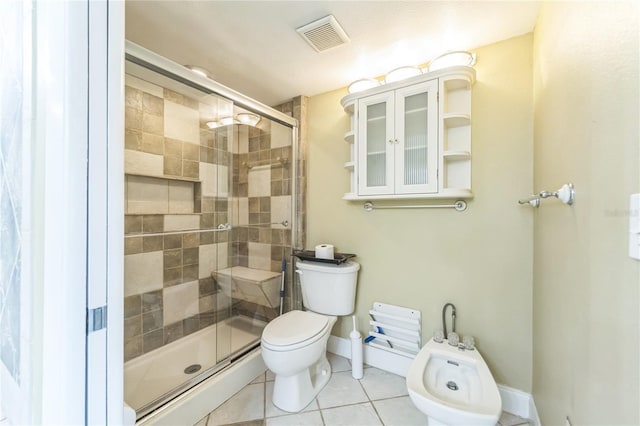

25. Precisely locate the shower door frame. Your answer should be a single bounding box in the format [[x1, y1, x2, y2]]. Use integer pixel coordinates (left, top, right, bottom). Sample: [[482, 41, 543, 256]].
[[123, 41, 299, 418], [0, 0, 126, 424]]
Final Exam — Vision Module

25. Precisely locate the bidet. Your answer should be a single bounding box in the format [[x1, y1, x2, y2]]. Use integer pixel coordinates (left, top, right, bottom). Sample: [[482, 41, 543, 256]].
[[406, 338, 502, 426]]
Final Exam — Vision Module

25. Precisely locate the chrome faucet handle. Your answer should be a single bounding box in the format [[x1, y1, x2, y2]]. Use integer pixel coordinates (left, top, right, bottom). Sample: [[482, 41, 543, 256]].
[[463, 335, 475, 351], [433, 330, 444, 343], [447, 332, 459, 347]]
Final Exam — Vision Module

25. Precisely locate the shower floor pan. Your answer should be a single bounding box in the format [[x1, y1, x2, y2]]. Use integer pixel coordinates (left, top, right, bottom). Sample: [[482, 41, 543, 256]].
[[124, 314, 266, 416]]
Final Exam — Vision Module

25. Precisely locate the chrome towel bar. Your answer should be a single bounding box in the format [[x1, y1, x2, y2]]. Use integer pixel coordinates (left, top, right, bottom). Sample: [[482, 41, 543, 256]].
[[364, 200, 467, 212]]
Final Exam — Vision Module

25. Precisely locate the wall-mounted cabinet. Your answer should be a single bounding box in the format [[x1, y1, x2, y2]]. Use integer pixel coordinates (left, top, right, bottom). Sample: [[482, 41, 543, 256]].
[[341, 66, 475, 200]]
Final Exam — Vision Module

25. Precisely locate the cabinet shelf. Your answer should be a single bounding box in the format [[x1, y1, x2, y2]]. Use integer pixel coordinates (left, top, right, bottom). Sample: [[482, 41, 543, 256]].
[[343, 99, 355, 114], [438, 188, 473, 199], [443, 77, 471, 91], [367, 151, 386, 156], [443, 150, 471, 160], [443, 113, 470, 128], [342, 190, 473, 201], [344, 131, 354, 144]]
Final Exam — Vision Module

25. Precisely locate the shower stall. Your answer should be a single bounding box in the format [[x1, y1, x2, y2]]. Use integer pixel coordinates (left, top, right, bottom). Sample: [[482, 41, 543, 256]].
[[122, 43, 301, 420]]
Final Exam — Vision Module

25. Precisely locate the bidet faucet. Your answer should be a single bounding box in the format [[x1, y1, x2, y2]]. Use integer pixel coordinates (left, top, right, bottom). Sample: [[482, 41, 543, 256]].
[[442, 303, 456, 339]]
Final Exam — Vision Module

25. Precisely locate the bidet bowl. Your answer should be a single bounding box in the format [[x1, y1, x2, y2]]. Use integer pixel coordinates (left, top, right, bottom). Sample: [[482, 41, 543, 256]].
[[406, 338, 501, 426]]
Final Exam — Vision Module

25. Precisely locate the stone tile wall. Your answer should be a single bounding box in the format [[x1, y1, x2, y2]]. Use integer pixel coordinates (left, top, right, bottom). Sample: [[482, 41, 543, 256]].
[[123, 73, 299, 362], [273, 96, 308, 311]]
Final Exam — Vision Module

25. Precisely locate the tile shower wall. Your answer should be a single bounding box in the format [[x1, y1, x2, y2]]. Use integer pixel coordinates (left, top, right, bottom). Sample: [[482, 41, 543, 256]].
[[123, 74, 233, 361], [229, 118, 293, 321], [273, 96, 308, 311], [123, 74, 298, 362]]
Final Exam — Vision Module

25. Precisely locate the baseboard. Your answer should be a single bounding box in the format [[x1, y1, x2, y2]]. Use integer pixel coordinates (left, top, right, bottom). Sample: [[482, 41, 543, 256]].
[[497, 384, 539, 424], [328, 336, 539, 424]]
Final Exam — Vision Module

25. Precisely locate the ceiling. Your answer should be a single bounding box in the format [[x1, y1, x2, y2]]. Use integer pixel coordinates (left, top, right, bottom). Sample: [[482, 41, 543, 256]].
[[125, 1, 541, 107]]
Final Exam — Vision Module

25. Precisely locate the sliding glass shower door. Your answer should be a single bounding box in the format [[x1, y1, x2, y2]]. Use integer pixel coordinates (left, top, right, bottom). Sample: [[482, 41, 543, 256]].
[[122, 54, 296, 419], [214, 116, 295, 362], [123, 59, 236, 416]]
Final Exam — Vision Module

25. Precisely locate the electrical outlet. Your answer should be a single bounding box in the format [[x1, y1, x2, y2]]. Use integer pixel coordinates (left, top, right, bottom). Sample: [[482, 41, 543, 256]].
[[565, 416, 572, 426]]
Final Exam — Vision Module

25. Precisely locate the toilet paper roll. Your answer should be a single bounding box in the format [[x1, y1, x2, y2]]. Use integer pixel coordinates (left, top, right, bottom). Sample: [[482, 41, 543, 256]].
[[315, 244, 334, 259]]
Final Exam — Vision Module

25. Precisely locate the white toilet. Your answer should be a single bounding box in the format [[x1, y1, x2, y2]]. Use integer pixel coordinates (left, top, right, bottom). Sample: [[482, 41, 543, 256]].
[[261, 260, 360, 413], [406, 338, 502, 426]]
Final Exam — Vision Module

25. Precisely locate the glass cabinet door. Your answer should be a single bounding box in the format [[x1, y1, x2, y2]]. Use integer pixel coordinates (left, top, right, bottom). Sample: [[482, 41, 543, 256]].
[[394, 80, 438, 194], [356, 80, 438, 197], [357, 91, 395, 195]]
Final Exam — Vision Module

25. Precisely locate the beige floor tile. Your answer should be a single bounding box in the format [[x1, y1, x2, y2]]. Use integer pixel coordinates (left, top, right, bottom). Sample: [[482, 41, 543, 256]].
[[265, 411, 323, 426], [373, 396, 428, 426], [316, 370, 368, 409], [359, 367, 408, 400], [209, 383, 264, 425], [321, 402, 382, 426]]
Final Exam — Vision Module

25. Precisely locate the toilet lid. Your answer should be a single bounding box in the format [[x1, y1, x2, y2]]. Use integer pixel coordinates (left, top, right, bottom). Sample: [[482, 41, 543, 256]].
[[262, 310, 329, 347]]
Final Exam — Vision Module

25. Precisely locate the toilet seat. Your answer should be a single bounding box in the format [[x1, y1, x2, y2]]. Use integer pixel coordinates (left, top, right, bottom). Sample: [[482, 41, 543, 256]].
[[262, 310, 331, 351]]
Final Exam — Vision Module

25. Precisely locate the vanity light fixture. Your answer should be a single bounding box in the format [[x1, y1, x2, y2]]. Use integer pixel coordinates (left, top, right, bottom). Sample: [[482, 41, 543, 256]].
[[384, 66, 422, 84], [219, 116, 235, 126], [206, 116, 234, 129], [206, 113, 261, 129], [345, 51, 476, 94], [347, 78, 380, 94], [185, 65, 211, 78], [236, 112, 261, 126], [427, 51, 476, 72]]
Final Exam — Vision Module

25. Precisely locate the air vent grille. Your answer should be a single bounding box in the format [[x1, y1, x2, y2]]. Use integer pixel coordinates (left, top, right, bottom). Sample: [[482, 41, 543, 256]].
[[296, 15, 349, 52]]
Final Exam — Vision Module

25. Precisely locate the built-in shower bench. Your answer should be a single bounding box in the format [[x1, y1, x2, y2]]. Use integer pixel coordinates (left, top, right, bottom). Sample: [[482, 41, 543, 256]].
[[213, 266, 281, 309]]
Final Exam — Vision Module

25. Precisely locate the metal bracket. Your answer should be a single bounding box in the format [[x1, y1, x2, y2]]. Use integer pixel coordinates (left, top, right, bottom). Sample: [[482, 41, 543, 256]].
[[87, 305, 108, 333]]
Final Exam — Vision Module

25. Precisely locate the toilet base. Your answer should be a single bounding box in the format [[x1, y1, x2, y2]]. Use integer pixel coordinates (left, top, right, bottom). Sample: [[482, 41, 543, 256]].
[[272, 354, 332, 412]]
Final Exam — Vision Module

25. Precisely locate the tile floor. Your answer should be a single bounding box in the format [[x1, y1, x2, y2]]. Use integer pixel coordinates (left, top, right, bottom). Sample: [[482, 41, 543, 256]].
[[195, 353, 532, 426]]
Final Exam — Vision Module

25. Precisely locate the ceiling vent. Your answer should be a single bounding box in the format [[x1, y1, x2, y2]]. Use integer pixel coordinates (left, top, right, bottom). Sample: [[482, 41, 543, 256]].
[[296, 15, 350, 53]]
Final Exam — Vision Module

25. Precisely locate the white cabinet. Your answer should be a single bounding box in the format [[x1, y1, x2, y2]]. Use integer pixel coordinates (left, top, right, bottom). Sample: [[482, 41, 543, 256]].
[[357, 80, 438, 196], [341, 66, 475, 200]]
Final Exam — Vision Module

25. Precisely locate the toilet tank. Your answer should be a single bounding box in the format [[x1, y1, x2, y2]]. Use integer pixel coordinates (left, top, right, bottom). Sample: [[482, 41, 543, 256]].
[[296, 260, 360, 315]]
